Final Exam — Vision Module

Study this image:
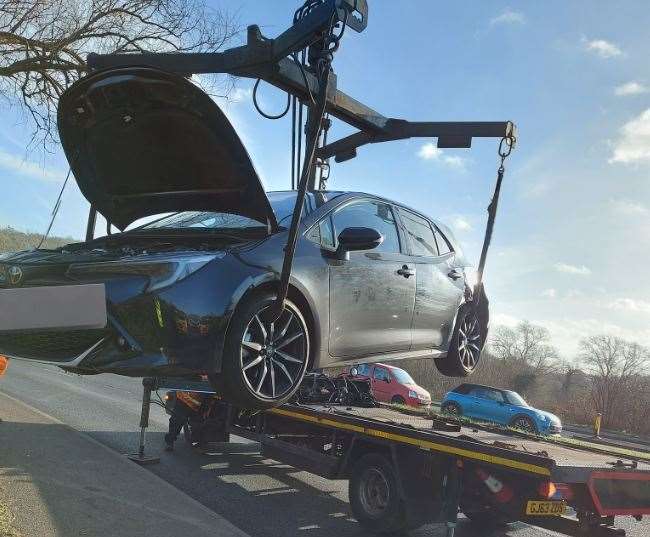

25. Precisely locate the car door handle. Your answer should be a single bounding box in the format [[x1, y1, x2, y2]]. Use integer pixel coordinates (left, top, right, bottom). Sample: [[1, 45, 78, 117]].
[[447, 269, 461, 280], [397, 265, 415, 278]]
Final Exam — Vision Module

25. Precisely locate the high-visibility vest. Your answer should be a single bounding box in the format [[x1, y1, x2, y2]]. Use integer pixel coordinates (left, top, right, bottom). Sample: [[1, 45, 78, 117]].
[[0, 355, 7, 376], [176, 391, 202, 411]]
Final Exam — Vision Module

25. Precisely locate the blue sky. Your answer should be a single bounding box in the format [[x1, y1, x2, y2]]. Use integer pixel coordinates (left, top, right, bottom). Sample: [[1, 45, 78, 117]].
[[2, 1, 650, 358]]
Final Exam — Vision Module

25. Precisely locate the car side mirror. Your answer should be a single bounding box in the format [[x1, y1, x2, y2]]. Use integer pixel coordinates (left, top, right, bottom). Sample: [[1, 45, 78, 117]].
[[384, 377, 390, 383], [336, 227, 383, 260]]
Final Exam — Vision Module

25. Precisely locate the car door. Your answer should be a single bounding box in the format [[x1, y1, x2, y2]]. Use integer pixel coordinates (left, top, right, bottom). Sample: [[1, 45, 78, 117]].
[[396, 208, 464, 350], [481, 388, 510, 425], [466, 387, 488, 419], [371, 365, 392, 402], [328, 199, 416, 358]]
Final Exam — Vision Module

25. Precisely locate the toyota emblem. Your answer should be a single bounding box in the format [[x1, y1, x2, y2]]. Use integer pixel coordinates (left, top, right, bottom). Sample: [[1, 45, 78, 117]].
[[8, 266, 23, 285]]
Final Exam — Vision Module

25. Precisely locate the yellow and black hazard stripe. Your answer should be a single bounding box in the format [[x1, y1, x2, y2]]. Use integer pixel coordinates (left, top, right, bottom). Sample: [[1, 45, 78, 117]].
[[269, 407, 552, 477]]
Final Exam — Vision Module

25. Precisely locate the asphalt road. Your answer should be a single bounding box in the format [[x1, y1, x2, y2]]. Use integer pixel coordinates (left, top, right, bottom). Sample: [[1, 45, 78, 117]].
[[1, 360, 648, 537]]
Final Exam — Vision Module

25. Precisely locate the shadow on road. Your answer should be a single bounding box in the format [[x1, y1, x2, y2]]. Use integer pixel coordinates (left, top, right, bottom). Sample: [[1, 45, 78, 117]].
[[88, 429, 517, 537]]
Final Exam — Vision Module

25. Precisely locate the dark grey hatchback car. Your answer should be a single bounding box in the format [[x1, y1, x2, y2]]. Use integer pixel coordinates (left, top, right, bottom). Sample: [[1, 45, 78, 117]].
[[0, 67, 487, 409]]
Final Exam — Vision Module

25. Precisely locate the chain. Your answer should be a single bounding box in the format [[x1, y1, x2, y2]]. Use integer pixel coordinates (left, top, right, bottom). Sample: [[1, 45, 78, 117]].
[[497, 120, 516, 173]]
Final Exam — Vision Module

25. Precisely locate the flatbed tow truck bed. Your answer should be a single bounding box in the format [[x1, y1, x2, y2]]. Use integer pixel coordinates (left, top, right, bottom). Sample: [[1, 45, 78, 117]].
[[132, 377, 650, 537]]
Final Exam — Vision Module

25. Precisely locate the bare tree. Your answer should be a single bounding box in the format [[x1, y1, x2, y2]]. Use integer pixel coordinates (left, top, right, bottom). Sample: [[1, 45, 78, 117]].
[[579, 335, 649, 428], [1, 0, 236, 141], [490, 321, 559, 373]]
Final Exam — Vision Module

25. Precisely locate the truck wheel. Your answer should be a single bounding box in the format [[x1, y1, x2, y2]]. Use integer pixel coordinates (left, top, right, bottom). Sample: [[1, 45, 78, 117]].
[[390, 395, 406, 406], [435, 304, 485, 377], [349, 453, 408, 533], [212, 293, 310, 410]]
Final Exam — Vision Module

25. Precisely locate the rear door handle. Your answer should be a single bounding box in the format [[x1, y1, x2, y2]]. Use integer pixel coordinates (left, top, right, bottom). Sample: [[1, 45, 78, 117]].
[[447, 269, 461, 281], [397, 265, 415, 278]]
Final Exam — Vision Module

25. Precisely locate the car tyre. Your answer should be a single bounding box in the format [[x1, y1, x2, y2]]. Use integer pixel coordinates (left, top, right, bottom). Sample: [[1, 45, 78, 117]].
[[435, 303, 485, 377], [212, 292, 310, 409], [390, 395, 406, 406], [510, 415, 538, 434], [441, 401, 462, 416], [349, 453, 408, 533]]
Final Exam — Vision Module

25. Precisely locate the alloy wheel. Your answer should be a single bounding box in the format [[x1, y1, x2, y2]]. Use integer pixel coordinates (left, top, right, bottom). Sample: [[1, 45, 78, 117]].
[[514, 417, 535, 433], [240, 302, 309, 400], [359, 468, 391, 517], [457, 313, 482, 371]]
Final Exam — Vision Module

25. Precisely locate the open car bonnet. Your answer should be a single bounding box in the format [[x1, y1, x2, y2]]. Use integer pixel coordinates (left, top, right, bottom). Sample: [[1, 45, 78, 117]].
[[57, 67, 276, 231]]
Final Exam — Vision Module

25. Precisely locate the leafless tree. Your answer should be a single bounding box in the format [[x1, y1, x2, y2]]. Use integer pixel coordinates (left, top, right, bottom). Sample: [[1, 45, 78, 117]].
[[579, 335, 649, 428], [1, 0, 237, 142], [490, 321, 559, 373]]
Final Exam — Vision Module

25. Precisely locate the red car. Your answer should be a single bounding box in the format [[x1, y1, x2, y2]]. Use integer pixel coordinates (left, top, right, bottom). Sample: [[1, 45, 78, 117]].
[[345, 363, 431, 407]]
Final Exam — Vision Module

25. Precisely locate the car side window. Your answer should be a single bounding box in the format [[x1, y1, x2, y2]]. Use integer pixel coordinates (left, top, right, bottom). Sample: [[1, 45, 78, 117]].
[[400, 209, 439, 257], [332, 200, 401, 254], [373, 367, 389, 382], [434, 228, 453, 255], [469, 388, 487, 399], [306, 216, 335, 249], [485, 389, 505, 403], [356, 364, 371, 376]]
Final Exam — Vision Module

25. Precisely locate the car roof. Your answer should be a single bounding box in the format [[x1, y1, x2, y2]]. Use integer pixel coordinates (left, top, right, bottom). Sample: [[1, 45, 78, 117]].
[[457, 383, 503, 392]]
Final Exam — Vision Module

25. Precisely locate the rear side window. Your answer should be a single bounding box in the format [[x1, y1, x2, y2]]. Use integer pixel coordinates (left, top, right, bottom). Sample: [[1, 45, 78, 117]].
[[400, 210, 439, 257], [434, 227, 453, 255], [373, 367, 390, 382], [332, 200, 401, 254], [356, 364, 371, 376]]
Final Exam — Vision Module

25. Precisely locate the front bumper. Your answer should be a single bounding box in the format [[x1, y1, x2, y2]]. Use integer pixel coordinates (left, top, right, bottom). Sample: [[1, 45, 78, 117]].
[[547, 423, 563, 434]]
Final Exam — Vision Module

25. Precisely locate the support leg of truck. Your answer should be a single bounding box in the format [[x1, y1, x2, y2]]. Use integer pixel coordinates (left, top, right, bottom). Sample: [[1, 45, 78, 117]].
[[127, 377, 160, 465]]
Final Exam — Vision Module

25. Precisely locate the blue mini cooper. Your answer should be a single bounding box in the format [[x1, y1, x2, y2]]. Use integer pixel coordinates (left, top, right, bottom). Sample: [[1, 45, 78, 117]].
[[441, 383, 562, 435]]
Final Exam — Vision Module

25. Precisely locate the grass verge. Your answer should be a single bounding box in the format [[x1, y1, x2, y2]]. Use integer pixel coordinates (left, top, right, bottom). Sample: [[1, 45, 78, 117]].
[[0, 503, 21, 537], [382, 402, 650, 462]]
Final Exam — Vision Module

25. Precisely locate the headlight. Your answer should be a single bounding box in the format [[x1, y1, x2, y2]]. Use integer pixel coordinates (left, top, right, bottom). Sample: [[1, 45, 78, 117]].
[[68, 253, 223, 292], [408, 390, 418, 398]]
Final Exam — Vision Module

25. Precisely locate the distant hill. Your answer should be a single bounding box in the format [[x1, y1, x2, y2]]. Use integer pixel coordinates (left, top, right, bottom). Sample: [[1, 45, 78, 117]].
[[0, 227, 74, 253]]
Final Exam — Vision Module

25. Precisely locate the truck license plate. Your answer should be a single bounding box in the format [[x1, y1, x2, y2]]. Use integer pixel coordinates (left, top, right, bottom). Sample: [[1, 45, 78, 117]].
[[526, 500, 567, 516]]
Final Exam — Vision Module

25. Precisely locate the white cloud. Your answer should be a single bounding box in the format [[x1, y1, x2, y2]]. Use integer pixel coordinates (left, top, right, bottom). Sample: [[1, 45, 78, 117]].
[[541, 288, 557, 299], [584, 38, 623, 59], [609, 108, 650, 165], [0, 149, 64, 182], [492, 313, 520, 328], [608, 298, 650, 314], [554, 263, 592, 276], [229, 87, 253, 103], [609, 199, 648, 215], [451, 216, 472, 232], [614, 82, 648, 96], [490, 9, 526, 26], [417, 143, 467, 170], [418, 143, 442, 160]]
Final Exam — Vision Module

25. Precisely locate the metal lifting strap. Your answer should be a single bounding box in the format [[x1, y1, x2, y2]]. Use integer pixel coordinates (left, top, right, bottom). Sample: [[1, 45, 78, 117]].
[[270, 5, 345, 320], [475, 123, 516, 293]]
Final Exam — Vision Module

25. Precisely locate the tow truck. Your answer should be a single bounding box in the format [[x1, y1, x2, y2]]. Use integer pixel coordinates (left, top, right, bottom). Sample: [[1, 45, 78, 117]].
[[84, 1, 650, 535], [127, 375, 650, 537]]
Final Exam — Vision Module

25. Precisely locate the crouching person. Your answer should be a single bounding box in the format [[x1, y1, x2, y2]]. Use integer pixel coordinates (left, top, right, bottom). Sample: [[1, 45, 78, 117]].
[[164, 390, 204, 451]]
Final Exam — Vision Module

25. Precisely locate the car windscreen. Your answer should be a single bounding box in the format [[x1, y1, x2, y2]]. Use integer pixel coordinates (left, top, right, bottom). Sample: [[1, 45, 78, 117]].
[[134, 211, 268, 233], [504, 391, 528, 407], [391, 368, 415, 384], [131, 194, 302, 233]]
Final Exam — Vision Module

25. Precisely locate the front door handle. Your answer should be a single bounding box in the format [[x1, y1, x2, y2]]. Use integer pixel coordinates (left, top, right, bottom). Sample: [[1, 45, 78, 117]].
[[397, 265, 415, 278], [447, 269, 461, 281]]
